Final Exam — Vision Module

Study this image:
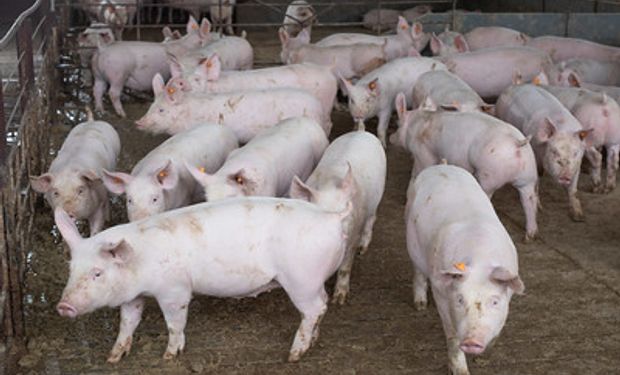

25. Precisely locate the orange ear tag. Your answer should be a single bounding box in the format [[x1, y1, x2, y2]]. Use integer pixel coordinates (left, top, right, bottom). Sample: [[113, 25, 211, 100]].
[[400, 24, 408, 30], [167, 87, 176, 95], [578, 131, 588, 140], [114, 177, 123, 184], [454, 262, 466, 272], [532, 77, 541, 86], [192, 24, 199, 30], [368, 81, 377, 90], [158, 171, 168, 178], [199, 167, 206, 173], [206, 60, 213, 68], [236, 176, 244, 184]]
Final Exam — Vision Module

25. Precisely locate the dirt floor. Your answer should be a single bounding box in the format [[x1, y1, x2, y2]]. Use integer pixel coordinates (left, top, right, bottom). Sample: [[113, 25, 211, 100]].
[[15, 25, 620, 375]]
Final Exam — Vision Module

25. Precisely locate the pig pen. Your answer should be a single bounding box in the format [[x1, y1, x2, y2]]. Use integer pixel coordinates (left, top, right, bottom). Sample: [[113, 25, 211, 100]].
[[5, 2, 620, 375]]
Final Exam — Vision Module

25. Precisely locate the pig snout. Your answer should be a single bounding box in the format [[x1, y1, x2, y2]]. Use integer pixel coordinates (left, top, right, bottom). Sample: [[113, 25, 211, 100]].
[[57, 301, 78, 318], [558, 175, 572, 186], [459, 338, 485, 355], [135, 117, 148, 129]]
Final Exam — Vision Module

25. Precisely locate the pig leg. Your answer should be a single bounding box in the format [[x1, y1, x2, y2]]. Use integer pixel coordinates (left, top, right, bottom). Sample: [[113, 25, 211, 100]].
[[107, 297, 145, 363], [108, 79, 127, 118], [516, 182, 539, 242], [433, 285, 469, 375], [358, 214, 377, 255], [567, 170, 584, 222], [332, 244, 356, 305], [413, 267, 428, 310], [158, 293, 191, 359], [376, 109, 392, 148], [584, 147, 603, 193], [285, 286, 328, 362], [89, 202, 106, 235], [604, 144, 619, 193], [93, 78, 107, 113]]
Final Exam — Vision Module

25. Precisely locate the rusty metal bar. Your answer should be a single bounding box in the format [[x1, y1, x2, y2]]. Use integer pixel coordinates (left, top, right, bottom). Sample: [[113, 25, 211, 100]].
[[16, 19, 35, 111]]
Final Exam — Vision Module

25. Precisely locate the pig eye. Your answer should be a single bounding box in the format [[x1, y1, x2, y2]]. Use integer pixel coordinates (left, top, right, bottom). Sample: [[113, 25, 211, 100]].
[[159, 108, 165, 113], [490, 296, 500, 307], [127, 198, 133, 204], [457, 295, 465, 306], [152, 197, 158, 203], [53, 191, 60, 197], [77, 187, 85, 195]]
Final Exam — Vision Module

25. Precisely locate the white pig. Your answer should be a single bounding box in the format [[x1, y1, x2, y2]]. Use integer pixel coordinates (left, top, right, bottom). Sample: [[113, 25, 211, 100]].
[[560, 72, 620, 104], [102, 124, 238, 221], [464, 26, 529, 51], [283, 0, 317, 37], [92, 17, 211, 117], [54, 196, 350, 362], [316, 17, 429, 58], [556, 58, 620, 87], [30, 118, 121, 235], [289, 131, 386, 304], [391, 95, 539, 241], [526, 35, 620, 63], [540, 83, 620, 194], [170, 33, 253, 75], [279, 29, 388, 80], [405, 164, 524, 375], [208, 0, 236, 35], [362, 8, 400, 32], [77, 23, 115, 68], [169, 54, 337, 115], [341, 57, 448, 146], [496, 83, 593, 221], [136, 74, 331, 142], [429, 29, 469, 56], [186, 117, 328, 201], [412, 70, 493, 113]]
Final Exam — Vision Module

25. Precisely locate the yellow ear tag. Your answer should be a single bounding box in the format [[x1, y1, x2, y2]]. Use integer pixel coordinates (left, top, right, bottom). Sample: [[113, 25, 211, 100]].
[[206, 60, 213, 68], [199, 167, 206, 173], [236, 176, 244, 184], [167, 87, 176, 95], [158, 171, 168, 178], [532, 77, 541, 86], [368, 81, 377, 90], [454, 262, 466, 272]]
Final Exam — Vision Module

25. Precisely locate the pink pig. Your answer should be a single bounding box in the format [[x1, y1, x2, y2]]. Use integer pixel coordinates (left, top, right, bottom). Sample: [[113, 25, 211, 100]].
[[556, 58, 620, 87], [102, 124, 238, 221], [411, 70, 493, 113], [527, 35, 620, 63], [405, 164, 524, 375], [186, 117, 328, 202], [54, 195, 350, 363], [135, 74, 331, 142], [391, 94, 539, 241], [30, 116, 121, 235], [464, 26, 529, 50], [496, 83, 593, 221]]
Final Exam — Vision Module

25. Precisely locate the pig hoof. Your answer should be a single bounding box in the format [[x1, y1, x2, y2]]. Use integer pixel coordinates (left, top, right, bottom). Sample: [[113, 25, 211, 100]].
[[414, 300, 427, 311], [523, 233, 538, 244], [570, 211, 585, 222], [287, 350, 302, 362], [162, 349, 179, 360], [107, 349, 127, 363], [592, 185, 605, 194], [331, 291, 347, 305]]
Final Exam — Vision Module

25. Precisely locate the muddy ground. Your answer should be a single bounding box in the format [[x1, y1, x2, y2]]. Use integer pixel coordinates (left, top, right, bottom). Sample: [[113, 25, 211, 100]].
[[15, 26, 620, 374]]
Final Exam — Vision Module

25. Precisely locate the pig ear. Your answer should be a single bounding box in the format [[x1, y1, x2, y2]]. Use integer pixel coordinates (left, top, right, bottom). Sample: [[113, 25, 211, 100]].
[[454, 34, 469, 53], [278, 27, 289, 46], [575, 128, 595, 147], [99, 239, 133, 265], [411, 22, 424, 39], [440, 101, 461, 111], [298, 27, 311, 44], [420, 96, 437, 111], [289, 175, 316, 202], [538, 117, 557, 143], [167, 55, 183, 79], [568, 72, 582, 87], [480, 104, 495, 115], [490, 267, 525, 295], [397, 16, 409, 31], [81, 170, 102, 185], [185, 162, 212, 187], [164, 81, 184, 103], [30, 173, 53, 193], [102, 170, 132, 195], [367, 78, 379, 95], [430, 33, 443, 55], [512, 70, 523, 85], [152, 73, 166, 96], [339, 75, 354, 96], [408, 48, 421, 57], [154, 160, 179, 190], [395, 92, 408, 121], [54, 208, 82, 249], [199, 18, 211, 38], [532, 71, 549, 86], [187, 15, 199, 34], [172, 30, 182, 40], [202, 54, 221, 81], [162, 26, 173, 39], [339, 163, 356, 199]]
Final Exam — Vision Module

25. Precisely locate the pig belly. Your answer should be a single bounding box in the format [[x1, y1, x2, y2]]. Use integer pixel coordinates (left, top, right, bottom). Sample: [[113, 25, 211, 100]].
[[192, 259, 276, 298]]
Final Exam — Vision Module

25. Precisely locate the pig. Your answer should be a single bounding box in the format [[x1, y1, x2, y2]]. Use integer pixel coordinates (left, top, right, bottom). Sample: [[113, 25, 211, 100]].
[[186, 117, 328, 201], [464, 26, 529, 51], [527, 35, 620, 63], [278, 26, 311, 64], [362, 8, 400, 32], [316, 17, 429, 59], [78, 0, 136, 40], [281, 30, 388, 81], [30, 117, 121, 235], [54, 195, 351, 362], [560, 72, 620, 103], [556, 58, 620, 87], [429, 29, 469, 56], [283, 0, 317, 37], [402, 5, 432, 23], [289, 131, 386, 303], [391, 95, 539, 241], [340, 57, 448, 146], [439, 46, 559, 99], [171, 54, 337, 116], [92, 17, 211, 117], [405, 164, 524, 375], [496, 83, 592, 221], [77, 23, 115, 69], [208, 0, 236, 35], [102, 124, 238, 221], [137, 74, 331, 142], [412, 70, 493, 113], [170, 32, 253, 75], [539, 83, 620, 194]]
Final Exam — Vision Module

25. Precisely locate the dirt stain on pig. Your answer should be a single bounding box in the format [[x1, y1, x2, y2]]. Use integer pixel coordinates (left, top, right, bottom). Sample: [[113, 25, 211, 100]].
[[425, 195, 432, 204], [475, 302, 482, 312], [157, 218, 177, 233], [184, 216, 203, 234]]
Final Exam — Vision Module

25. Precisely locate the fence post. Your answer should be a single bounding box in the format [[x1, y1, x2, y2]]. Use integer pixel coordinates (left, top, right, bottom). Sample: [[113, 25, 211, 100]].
[[0, 76, 6, 169], [16, 18, 35, 111]]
